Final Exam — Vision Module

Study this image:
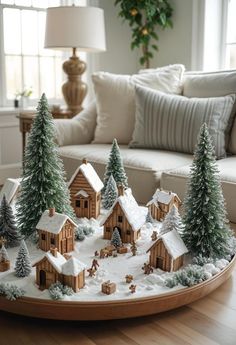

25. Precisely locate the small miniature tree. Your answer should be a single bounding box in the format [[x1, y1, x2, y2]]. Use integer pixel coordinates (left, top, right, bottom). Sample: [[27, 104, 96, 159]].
[[0, 244, 9, 262], [103, 139, 128, 194], [102, 174, 118, 209], [159, 205, 184, 236], [16, 94, 75, 238], [182, 123, 234, 258], [111, 227, 122, 248], [15, 240, 31, 277], [0, 194, 21, 247], [146, 210, 154, 223]]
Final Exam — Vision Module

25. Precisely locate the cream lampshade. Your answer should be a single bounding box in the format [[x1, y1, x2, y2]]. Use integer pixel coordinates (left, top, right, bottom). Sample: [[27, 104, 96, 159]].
[[45, 6, 106, 115]]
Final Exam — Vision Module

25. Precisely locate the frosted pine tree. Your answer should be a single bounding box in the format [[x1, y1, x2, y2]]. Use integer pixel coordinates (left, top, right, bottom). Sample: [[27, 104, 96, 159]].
[[111, 227, 122, 248], [15, 240, 31, 277], [16, 94, 75, 238], [0, 194, 21, 247], [160, 205, 184, 236], [103, 139, 128, 193], [0, 244, 9, 262], [182, 123, 234, 258], [102, 174, 118, 209]]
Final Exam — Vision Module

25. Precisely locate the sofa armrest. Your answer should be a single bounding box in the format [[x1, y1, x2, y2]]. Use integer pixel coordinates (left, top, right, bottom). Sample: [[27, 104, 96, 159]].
[[54, 100, 97, 147]]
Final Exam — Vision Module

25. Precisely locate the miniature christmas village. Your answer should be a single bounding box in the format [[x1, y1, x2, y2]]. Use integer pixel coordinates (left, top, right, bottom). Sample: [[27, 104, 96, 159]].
[[0, 94, 235, 303]]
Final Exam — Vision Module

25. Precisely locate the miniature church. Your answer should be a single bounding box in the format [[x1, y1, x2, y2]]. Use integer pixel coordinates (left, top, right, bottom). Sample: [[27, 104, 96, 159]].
[[147, 229, 188, 272], [33, 248, 86, 292], [147, 189, 181, 221], [68, 158, 104, 219], [101, 186, 148, 244], [36, 208, 77, 254]]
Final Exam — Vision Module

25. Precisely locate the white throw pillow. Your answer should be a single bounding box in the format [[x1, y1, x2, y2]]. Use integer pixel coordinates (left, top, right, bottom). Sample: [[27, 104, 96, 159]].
[[92, 64, 185, 144]]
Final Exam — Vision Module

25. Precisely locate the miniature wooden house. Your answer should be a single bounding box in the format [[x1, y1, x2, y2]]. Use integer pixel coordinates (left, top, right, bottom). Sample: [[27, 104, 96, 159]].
[[68, 159, 104, 219], [33, 248, 86, 292], [147, 189, 181, 221], [147, 229, 188, 272], [36, 208, 77, 254], [101, 187, 148, 244]]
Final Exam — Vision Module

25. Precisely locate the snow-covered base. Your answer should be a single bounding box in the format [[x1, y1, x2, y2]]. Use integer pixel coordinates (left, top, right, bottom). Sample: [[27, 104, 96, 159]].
[[0, 218, 230, 302]]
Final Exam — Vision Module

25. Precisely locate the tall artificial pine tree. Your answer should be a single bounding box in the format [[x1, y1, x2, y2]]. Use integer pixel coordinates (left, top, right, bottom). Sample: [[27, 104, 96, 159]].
[[160, 205, 184, 236], [111, 227, 122, 248], [16, 94, 75, 238], [0, 194, 21, 247], [182, 123, 234, 258], [102, 174, 118, 209], [103, 139, 128, 193], [15, 240, 31, 277]]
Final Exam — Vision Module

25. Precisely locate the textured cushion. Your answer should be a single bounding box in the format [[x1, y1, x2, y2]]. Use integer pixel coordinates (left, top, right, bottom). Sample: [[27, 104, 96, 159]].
[[59, 144, 193, 205], [183, 69, 236, 154], [161, 156, 236, 223], [92, 64, 185, 145], [130, 85, 235, 158]]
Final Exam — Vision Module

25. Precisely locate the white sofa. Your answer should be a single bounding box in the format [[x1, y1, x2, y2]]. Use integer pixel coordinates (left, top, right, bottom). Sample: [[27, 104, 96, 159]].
[[54, 69, 236, 225]]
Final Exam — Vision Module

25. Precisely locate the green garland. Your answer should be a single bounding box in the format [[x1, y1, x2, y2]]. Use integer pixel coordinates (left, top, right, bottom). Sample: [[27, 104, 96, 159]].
[[115, 0, 173, 68]]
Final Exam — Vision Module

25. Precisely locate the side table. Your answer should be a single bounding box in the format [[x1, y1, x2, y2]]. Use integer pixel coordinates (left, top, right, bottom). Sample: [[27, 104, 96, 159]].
[[17, 109, 73, 155]]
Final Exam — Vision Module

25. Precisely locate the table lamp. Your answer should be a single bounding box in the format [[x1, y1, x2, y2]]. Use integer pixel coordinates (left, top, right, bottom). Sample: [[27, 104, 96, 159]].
[[44, 6, 106, 116]]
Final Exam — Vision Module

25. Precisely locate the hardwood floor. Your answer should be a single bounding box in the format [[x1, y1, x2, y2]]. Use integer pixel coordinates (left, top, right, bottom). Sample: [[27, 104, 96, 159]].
[[0, 264, 235, 345]]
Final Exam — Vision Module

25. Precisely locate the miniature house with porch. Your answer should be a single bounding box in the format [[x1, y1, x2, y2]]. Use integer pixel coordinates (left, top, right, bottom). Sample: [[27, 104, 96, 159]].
[[33, 248, 86, 292], [101, 186, 148, 244], [147, 189, 181, 221], [68, 159, 104, 219], [147, 229, 188, 272], [36, 208, 77, 254]]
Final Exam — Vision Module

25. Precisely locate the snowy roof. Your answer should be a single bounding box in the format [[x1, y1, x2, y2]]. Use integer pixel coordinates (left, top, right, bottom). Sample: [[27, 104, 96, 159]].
[[61, 257, 86, 276], [45, 251, 67, 273], [0, 178, 21, 204], [101, 188, 148, 231], [147, 229, 188, 259], [147, 189, 181, 206], [75, 190, 89, 198], [36, 210, 77, 234], [68, 162, 104, 193]]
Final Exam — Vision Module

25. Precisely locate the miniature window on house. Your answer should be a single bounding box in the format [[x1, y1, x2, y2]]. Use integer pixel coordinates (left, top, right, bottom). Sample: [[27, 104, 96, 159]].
[[106, 227, 111, 232], [118, 215, 123, 223], [76, 200, 81, 207], [84, 200, 88, 208], [126, 230, 131, 235], [41, 234, 46, 240], [50, 238, 55, 245]]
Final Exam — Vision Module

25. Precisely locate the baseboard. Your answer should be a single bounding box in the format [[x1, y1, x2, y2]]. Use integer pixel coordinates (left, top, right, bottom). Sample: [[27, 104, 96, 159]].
[[0, 163, 22, 185]]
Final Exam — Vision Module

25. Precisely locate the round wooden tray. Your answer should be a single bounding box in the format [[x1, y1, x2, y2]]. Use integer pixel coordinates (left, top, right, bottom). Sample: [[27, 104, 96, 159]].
[[0, 255, 235, 320]]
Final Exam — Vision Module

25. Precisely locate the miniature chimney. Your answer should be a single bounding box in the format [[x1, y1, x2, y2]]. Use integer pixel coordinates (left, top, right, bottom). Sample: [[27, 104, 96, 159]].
[[82, 158, 88, 164], [117, 184, 124, 196], [49, 207, 55, 217], [50, 247, 58, 257]]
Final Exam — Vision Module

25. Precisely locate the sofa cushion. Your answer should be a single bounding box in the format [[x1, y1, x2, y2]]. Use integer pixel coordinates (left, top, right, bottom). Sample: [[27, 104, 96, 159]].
[[183, 69, 236, 154], [130, 85, 235, 159], [161, 156, 236, 223], [92, 64, 185, 145], [59, 144, 193, 205]]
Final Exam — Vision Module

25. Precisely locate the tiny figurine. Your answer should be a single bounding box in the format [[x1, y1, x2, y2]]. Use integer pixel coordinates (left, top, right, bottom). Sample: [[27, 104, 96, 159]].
[[68, 158, 104, 219], [129, 284, 136, 293], [91, 259, 99, 271], [0, 238, 10, 272], [101, 280, 116, 295], [117, 246, 128, 254], [151, 230, 157, 241], [0, 195, 21, 247], [147, 188, 181, 221], [36, 208, 77, 254], [100, 248, 109, 259], [125, 274, 133, 283], [102, 186, 148, 244], [147, 229, 188, 272], [15, 240, 31, 277], [33, 248, 86, 292], [142, 263, 153, 275], [94, 250, 99, 257], [87, 267, 96, 277], [130, 241, 137, 256]]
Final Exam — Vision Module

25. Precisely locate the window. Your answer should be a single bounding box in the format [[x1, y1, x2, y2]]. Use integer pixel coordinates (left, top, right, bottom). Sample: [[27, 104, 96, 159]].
[[224, 0, 236, 69], [118, 215, 123, 223], [84, 200, 88, 208], [0, 0, 87, 107], [41, 233, 45, 240], [106, 227, 111, 232], [50, 237, 55, 245], [76, 200, 81, 208], [126, 230, 131, 235]]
